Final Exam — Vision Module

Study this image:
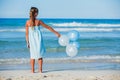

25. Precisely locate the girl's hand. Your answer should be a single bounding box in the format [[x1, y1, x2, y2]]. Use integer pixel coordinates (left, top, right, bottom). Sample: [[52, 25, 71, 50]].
[[56, 32, 61, 38], [27, 44, 30, 48], [27, 41, 30, 48]]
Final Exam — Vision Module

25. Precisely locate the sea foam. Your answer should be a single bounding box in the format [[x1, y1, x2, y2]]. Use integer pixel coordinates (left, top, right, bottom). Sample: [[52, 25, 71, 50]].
[[51, 22, 120, 27]]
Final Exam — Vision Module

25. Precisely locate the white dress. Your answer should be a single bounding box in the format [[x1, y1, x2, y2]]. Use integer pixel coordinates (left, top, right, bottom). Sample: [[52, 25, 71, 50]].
[[29, 26, 45, 59]]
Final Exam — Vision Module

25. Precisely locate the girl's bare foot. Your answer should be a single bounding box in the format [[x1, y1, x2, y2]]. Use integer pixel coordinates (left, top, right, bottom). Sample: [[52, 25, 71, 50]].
[[39, 69, 42, 73], [31, 71, 34, 73], [31, 69, 35, 73]]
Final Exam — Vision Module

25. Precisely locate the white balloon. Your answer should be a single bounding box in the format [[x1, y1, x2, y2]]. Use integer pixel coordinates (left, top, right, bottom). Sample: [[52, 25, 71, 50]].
[[58, 35, 69, 46], [66, 44, 78, 57], [68, 30, 80, 41], [70, 41, 80, 49]]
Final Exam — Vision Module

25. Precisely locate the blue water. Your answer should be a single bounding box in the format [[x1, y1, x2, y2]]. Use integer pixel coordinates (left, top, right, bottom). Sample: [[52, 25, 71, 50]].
[[0, 18, 120, 59], [0, 18, 120, 70]]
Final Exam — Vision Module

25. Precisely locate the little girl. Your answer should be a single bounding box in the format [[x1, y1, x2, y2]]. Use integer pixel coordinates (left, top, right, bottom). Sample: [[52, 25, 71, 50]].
[[25, 7, 61, 73]]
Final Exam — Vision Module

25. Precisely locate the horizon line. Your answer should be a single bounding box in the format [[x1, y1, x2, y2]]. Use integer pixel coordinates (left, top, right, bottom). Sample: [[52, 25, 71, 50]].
[[0, 17, 120, 20]]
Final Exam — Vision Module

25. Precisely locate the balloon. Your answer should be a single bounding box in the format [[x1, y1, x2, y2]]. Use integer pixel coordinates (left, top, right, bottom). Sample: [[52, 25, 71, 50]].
[[66, 44, 78, 57], [68, 30, 80, 41], [70, 41, 80, 49], [58, 35, 69, 46]]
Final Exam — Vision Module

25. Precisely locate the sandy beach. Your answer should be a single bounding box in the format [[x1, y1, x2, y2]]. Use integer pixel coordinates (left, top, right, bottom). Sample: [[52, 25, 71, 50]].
[[0, 70, 120, 80], [0, 58, 120, 80]]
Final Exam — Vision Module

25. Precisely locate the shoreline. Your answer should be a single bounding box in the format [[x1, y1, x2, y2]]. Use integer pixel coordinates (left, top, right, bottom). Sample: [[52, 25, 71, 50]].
[[0, 57, 120, 65], [0, 70, 120, 80], [0, 58, 120, 71]]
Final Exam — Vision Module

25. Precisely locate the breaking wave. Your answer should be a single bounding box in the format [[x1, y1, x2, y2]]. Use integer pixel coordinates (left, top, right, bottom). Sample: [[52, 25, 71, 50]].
[[51, 22, 120, 27], [0, 55, 120, 64]]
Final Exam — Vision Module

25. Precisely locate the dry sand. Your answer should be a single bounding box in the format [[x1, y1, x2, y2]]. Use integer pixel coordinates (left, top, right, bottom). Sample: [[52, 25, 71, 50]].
[[0, 70, 120, 80]]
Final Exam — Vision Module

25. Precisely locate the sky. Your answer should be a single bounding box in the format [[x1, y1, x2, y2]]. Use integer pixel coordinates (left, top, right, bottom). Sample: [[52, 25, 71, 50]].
[[0, 0, 120, 19]]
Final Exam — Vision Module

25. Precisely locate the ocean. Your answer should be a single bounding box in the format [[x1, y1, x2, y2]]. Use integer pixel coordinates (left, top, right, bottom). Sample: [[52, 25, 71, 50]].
[[0, 18, 120, 70]]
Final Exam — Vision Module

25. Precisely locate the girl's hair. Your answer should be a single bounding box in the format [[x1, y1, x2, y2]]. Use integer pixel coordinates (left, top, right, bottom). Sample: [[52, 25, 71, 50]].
[[29, 7, 38, 27]]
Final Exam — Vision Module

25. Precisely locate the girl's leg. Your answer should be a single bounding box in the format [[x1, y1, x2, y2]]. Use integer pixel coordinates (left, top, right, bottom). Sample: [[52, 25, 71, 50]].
[[38, 58, 43, 73], [30, 59, 35, 73]]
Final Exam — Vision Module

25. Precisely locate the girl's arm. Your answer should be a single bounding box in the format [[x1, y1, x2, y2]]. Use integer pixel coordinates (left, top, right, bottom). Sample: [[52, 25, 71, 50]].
[[39, 20, 61, 37], [25, 21, 29, 48]]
